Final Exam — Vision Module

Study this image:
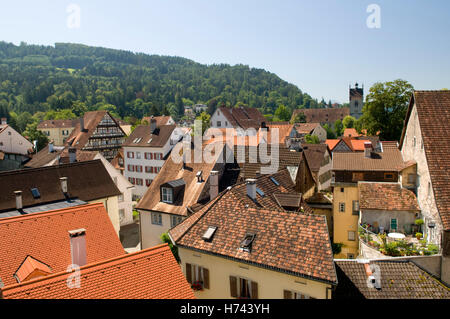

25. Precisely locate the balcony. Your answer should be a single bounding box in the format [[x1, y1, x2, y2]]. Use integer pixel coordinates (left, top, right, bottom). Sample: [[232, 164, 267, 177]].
[[358, 224, 440, 257]]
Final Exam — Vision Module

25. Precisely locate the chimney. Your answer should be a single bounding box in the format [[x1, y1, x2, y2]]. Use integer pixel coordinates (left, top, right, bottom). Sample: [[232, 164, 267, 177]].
[[364, 142, 372, 158], [246, 179, 257, 200], [60, 177, 68, 194], [1, 118, 6, 125], [210, 171, 219, 200], [364, 263, 381, 290], [68, 147, 77, 163], [196, 170, 203, 183], [80, 116, 86, 132], [48, 141, 54, 153], [69, 229, 87, 267], [150, 119, 157, 133], [14, 191, 23, 210]]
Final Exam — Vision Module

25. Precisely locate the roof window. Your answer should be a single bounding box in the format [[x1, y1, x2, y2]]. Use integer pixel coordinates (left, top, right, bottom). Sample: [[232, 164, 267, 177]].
[[240, 233, 256, 252], [30, 188, 41, 199], [202, 226, 217, 242], [256, 187, 265, 197], [270, 177, 280, 186]]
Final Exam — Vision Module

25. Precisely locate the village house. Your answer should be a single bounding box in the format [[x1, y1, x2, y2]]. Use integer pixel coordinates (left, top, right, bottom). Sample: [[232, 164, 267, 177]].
[[37, 119, 78, 146], [210, 106, 266, 130], [0, 118, 33, 171], [136, 142, 235, 248], [0, 160, 123, 234], [25, 146, 136, 228], [334, 259, 449, 299], [294, 123, 327, 143], [291, 108, 349, 127], [399, 90, 450, 285], [331, 141, 411, 259], [168, 171, 337, 299], [142, 115, 176, 126], [123, 120, 183, 199], [64, 111, 126, 161], [0, 203, 193, 299], [302, 144, 332, 191]]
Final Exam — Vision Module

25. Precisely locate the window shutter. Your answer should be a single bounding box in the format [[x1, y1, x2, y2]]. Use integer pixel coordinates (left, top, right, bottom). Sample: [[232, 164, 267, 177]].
[[186, 263, 192, 284], [203, 268, 210, 289], [251, 281, 258, 299], [229, 276, 238, 298], [284, 290, 292, 299]]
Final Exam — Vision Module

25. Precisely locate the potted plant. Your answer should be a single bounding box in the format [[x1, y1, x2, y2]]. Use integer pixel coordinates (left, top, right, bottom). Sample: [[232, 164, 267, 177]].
[[191, 281, 203, 291], [416, 232, 423, 240]]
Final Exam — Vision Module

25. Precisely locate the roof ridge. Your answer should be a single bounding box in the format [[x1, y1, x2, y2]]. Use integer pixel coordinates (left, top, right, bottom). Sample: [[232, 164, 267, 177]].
[[1, 244, 170, 291], [0, 202, 104, 225], [0, 159, 102, 176]]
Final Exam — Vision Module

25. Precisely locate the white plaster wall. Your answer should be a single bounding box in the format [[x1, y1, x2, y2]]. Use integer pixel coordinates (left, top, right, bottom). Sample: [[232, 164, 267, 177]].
[[210, 109, 233, 129], [0, 126, 33, 155]]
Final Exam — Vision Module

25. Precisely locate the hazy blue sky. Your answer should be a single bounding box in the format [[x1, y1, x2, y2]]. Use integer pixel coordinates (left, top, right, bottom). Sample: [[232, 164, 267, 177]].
[[1, 0, 449, 103]]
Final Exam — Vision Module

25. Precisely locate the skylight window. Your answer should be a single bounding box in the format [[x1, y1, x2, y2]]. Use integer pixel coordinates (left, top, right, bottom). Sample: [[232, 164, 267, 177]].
[[147, 138, 153, 144], [133, 137, 142, 144], [256, 188, 265, 197], [240, 233, 256, 252], [30, 188, 40, 199], [270, 177, 280, 186], [202, 226, 217, 242]]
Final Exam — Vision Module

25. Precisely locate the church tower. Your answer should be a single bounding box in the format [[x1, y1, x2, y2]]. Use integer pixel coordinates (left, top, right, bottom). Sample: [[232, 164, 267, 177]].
[[349, 82, 364, 119]]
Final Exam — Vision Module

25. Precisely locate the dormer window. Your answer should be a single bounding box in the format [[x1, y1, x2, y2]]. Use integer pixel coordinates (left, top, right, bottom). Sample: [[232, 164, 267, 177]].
[[240, 233, 256, 252], [161, 187, 173, 203]]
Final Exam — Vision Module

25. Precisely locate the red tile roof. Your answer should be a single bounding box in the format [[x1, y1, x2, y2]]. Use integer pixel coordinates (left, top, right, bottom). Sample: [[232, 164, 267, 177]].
[[400, 91, 450, 230], [14, 256, 52, 283], [2, 244, 195, 299], [358, 182, 420, 211], [295, 123, 321, 134], [142, 116, 174, 126], [0, 203, 124, 286], [170, 175, 337, 284], [37, 119, 77, 129]]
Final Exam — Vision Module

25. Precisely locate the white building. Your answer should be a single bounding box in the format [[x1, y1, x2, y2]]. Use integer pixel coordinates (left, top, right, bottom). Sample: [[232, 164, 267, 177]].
[[123, 120, 183, 199], [0, 117, 33, 171]]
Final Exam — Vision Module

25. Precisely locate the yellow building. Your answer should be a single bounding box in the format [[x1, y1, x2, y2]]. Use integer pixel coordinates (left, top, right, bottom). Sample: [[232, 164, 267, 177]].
[[169, 174, 337, 299], [37, 119, 77, 146], [331, 141, 407, 259]]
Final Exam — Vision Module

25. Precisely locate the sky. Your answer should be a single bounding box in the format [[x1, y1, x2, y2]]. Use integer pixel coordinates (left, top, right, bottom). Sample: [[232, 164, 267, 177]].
[[0, 0, 449, 103]]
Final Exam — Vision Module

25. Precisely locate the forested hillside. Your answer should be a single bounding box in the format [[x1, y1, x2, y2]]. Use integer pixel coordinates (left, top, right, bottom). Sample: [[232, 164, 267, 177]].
[[0, 41, 325, 124]]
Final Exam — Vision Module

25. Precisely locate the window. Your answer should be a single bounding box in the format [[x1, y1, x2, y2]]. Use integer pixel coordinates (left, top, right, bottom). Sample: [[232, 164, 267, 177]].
[[128, 177, 135, 184], [347, 253, 355, 259], [384, 173, 395, 181], [119, 209, 125, 222], [225, 121, 228, 126], [145, 179, 152, 187], [390, 218, 398, 232], [161, 187, 173, 203], [151, 212, 162, 225], [30, 188, 41, 199], [186, 264, 209, 289], [284, 290, 313, 299], [136, 152, 141, 159], [136, 178, 143, 186], [229, 276, 258, 299], [408, 174, 416, 184], [171, 215, 183, 227], [340, 188, 344, 193], [240, 233, 256, 252], [339, 203, 345, 213], [352, 201, 359, 215], [216, 121, 221, 127], [128, 165, 134, 172], [127, 151, 134, 158], [135, 165, 143, 173], [145, 166, 151, 173], [428, 182, 432, 198], [118, 194, 124, 202], [348, 231, 356, 241], [413, 136, 416, 147]]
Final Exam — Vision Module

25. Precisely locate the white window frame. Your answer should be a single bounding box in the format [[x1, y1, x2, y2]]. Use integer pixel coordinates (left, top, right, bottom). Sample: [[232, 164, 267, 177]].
[[171, 215, 183, 227], [348, 231, 356, 241], [237, 276, 254, 299], [161, 187, 173, 203], [151, 212, 162, 226]]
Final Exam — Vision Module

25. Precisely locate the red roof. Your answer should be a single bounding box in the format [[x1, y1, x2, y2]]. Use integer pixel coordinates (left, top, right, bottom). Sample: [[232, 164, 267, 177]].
[[0, 203, 124, 286], [2, 244, 195, 299]]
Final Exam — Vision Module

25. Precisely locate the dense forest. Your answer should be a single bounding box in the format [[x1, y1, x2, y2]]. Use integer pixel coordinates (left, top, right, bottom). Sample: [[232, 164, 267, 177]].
[[0, 41, 331, 125]]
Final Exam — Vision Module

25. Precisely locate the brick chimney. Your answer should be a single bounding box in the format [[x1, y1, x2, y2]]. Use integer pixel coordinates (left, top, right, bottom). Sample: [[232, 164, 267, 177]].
[[150, 118, 157, 133], [246, 179, 257, 200], [364, 142, 372, 158], [80, 116, 86, 132], [209, 171, 219, 200], [69, 229, 87, 267], [60, 177, 68, 194]]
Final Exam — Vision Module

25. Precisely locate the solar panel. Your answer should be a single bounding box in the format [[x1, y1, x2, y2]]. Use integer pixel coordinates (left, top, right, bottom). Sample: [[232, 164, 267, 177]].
[[270, 177, 280, 186], [256, 188, 265, 197], [30, 188, 40, 199]]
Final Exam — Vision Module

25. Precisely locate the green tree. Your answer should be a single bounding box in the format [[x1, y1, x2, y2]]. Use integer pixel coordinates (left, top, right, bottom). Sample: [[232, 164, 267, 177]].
[[323, 124, 336, 139], [160, 232, 179, 262], [360, 79, 414, 141], [274, 104, 291, 121], [290, 112, 306, 124], [342, 115, 356, 129], [194, 111, 211, 136], [304, 134, 320, 144], [23, 120, 48, 151], [334, 119, 344, 137]]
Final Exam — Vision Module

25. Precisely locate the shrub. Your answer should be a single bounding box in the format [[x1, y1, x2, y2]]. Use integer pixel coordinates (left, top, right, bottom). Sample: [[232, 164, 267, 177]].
[[415, 232, 423, 239], [415, 219, 424, 226], [332, 243, 344, 255], [384, 242, 401, 257]]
